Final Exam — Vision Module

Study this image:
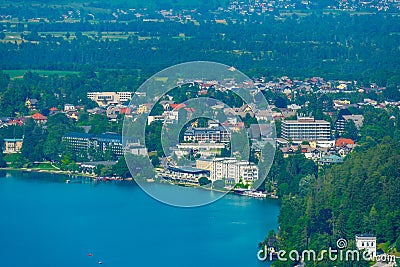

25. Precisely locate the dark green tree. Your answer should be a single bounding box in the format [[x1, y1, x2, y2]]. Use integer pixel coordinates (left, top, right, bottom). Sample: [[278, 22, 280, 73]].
[[213, 179, 225, 189], [343, 120, 359, 141], [199, 177, 211, 186]]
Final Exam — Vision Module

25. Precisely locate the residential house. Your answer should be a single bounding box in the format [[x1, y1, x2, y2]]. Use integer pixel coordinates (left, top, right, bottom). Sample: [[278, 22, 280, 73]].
[[25, 98, 38, 110], [31, 113, 48, 124], [355, 234, 376, 259], [318, 155, 343, 165], [137, 103, 152, 114], [3, 138, 23, 153], [280, 146, 298, 158], [335, 138, 355, 147], [64, 104, 75, 112]]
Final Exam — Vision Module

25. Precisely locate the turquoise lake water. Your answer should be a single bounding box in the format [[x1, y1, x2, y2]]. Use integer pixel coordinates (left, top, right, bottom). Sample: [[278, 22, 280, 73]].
[[0, 171, 279, 267]]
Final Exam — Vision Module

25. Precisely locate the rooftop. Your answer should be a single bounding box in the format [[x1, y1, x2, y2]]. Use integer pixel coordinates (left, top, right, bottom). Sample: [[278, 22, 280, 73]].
[[32, 113, 48, 120], [4, 138, 23, 142], [283, 119, 330, 124], [355, 234, 376, 239], [168, 166, 210, 174], [64, 132, 94, 139]]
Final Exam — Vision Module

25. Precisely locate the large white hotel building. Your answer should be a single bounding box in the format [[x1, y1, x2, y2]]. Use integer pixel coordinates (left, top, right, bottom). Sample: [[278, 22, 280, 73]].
[[196, 158, 258, 185], [281, 116, 331, 143]]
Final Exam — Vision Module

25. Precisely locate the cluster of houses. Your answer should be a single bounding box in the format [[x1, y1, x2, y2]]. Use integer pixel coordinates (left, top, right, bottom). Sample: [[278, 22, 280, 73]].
[[0, 92, 135, 154], [278, 137, 356, 165], [75, 0, 400, 25], [122, 74, 400, 186], [255, 76, 389, 96], [1, 74, 398, 184], [227, 0, 399, 14], [0, 111, 48, 129]]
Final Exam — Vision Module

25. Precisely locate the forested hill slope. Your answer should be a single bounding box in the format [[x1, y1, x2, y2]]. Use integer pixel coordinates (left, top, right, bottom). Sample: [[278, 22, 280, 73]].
[[277, 139, 400, 266]]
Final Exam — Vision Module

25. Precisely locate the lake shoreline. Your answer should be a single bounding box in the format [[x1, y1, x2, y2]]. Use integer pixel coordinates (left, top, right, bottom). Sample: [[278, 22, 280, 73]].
[[0, 167, 279, 200], [0, 167, 96, 179]]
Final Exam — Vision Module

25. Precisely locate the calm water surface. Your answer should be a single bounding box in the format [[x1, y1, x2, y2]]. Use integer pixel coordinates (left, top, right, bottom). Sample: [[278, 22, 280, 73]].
[[0, 171, 279, 267]]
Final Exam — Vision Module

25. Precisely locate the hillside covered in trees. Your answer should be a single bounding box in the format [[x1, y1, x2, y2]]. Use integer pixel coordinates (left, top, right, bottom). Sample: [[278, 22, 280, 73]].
[[270, 107, 400, 266]]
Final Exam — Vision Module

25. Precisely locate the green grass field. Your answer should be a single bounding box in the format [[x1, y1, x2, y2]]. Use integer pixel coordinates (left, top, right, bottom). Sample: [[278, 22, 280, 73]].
[[4, 153, 20, 162], [4, 153, 22, 168], [31, 162, 59, 171], [3, 69, 80, 79]]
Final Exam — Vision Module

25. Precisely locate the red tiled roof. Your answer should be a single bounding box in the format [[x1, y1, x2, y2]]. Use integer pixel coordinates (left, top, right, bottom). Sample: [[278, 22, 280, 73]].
[[8, 119, 23, 126], [198, 90, 208, 95], [120, 108, 131, 114], [335, 138, 355, 147], [49, 107, 58, 111], [236, 122, 245, 128], [170, 103, 186, 110], [32, 113, 48, 120]]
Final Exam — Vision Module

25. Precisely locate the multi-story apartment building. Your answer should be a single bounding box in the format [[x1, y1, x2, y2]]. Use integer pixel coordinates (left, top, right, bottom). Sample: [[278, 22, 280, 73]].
[[87, 92, 133, 107], [183, 126, 231, 143], [62, 132, 94, 152], [197, 158, 258, 185], [281, 116, 331, 142], [92, 133, 124, 156], [62, 132, 124, 156]]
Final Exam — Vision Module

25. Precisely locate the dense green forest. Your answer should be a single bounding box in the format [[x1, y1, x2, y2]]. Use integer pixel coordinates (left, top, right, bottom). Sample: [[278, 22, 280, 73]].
[[273, 141, 400, 266], [1, 13, 400, 85], [266, 106, 400, 266]]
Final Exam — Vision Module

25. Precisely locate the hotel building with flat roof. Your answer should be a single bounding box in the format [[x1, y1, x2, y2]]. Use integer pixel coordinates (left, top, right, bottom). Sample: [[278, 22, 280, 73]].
[[281, 116, 331, 142], [196, 158, 258, 185]]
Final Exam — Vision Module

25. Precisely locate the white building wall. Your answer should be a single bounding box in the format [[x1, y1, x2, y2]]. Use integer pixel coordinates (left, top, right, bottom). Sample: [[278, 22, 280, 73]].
[[87, 92, 133, 106], [208, 158, 258, 185], [355, 235, 376, 259]]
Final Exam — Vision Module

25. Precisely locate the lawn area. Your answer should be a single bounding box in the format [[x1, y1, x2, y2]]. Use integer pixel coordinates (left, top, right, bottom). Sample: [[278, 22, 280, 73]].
[[377, 241, 400, 256], [4, 153, 22, 168], [4, 153, 20, 163], [3, 69, 79, 79], [378, 242, 391, 253], [31, 162, 59, 171], [3, 154, 58, 170], [101, 32, 131, 40]]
